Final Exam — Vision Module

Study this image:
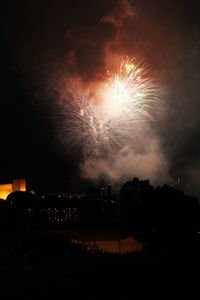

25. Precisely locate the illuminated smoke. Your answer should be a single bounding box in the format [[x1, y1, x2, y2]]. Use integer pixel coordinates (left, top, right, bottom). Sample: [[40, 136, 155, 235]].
[[58, 54, 169, 184], [65, 0, 134, 83], [81, 140, 169, 185], [55, 0, 169, 184], [61, 55, 160, 156], [18, 0, 200, 190]]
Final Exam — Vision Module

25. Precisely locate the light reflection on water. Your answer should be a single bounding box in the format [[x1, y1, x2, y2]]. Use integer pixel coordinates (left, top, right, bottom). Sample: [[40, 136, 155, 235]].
[[71, 236, 143, 254], [46, 228, 143, 254]]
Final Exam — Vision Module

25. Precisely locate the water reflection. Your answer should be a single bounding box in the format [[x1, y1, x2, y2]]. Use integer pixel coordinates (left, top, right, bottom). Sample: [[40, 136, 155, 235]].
[[71, 236, 143, 254], [44, 228, 143, 254]]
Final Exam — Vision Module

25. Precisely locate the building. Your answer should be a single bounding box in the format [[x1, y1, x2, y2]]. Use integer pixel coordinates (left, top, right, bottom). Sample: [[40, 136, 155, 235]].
[[0, 179, 26, 200]]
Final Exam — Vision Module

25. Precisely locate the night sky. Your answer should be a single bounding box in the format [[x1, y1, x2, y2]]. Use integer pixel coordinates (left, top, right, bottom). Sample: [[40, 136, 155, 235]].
[[1, 0, 200, 194]]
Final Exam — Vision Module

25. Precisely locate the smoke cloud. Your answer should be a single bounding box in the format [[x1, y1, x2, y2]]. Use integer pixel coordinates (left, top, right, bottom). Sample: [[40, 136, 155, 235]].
[[13, 0, 200, 192], [61, 0, 170, 185], [65, 0, 134, 83], [81, 137, 169, 185]]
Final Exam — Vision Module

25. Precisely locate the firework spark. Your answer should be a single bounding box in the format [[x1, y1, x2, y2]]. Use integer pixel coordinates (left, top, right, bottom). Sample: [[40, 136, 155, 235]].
[[61, 56, 160, 158]]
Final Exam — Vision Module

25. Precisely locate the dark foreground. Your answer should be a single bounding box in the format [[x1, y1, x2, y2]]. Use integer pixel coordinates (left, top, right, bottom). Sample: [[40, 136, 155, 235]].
[[0, 227, 200, 299]]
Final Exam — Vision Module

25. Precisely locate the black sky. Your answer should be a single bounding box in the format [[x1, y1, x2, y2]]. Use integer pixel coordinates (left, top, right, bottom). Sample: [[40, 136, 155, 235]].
[[1, 0, 200, 194]]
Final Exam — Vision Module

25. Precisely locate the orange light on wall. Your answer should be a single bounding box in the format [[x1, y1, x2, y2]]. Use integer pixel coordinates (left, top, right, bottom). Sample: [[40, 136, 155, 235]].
[[12, 179, 26, 192], [0, 184, 13, 200], [0, 179, 26, 200]]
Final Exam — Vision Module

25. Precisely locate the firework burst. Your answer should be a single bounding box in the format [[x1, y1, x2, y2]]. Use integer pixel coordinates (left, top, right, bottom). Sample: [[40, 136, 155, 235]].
[[61, 56, 160, 158]]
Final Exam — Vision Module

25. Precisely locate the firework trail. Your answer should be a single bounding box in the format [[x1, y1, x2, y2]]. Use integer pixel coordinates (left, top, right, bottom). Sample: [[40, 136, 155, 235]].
[[61, 56, 160, 159]]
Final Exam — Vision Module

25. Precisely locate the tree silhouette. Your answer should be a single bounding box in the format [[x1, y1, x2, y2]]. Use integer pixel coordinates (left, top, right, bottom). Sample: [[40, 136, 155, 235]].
[[120, 177, 200, 235]]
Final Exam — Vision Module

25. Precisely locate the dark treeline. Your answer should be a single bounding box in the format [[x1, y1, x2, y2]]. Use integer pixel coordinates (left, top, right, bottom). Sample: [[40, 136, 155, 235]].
[[120, 177, 200, 235], [0, 180, 200, 298], [0, 178, 199, 258]]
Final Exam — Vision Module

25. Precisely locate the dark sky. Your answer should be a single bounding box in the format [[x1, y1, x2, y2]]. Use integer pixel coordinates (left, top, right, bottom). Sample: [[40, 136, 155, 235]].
[[1, 0, 200, 194]]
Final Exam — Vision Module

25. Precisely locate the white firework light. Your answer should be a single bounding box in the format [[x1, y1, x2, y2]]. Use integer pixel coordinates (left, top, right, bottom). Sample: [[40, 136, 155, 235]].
[[63, 56, 160, 158]]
